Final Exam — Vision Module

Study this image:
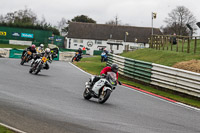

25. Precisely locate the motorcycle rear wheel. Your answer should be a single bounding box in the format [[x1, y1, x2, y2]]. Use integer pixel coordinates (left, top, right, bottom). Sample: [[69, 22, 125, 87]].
[[83, 88, 92, 100], [98, 89, 111, 104]]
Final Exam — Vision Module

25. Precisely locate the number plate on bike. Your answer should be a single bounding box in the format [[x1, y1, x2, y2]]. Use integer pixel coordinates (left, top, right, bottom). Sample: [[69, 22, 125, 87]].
[[42, 57, 47, 62]]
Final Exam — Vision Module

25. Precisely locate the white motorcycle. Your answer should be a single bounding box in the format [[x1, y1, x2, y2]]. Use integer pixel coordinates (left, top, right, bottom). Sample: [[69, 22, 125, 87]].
[[83, 72, 121, 104]]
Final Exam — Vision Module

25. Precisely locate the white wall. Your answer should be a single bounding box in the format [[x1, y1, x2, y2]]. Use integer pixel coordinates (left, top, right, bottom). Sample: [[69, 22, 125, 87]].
[[65, 37, 149, 55]]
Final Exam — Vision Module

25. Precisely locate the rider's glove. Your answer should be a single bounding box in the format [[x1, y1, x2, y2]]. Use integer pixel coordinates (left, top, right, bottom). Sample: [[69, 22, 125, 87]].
[[101, 74, 106, 78]]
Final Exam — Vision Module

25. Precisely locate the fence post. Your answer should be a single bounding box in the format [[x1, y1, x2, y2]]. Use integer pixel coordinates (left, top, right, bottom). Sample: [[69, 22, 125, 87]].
[[187, 37, 190, 53], [171, 36, 173, 51], [182, 38, 184, 52], [158, 36, 161, 50], [166, 36, 169, 50], [194, 37, 197, 54], [176, 37, 179, 52]]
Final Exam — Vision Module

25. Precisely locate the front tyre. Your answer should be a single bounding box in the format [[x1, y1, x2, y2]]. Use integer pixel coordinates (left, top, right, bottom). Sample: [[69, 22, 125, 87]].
[[35, 64, 42, 75], [71, 57, 75, 62], [20, 59, 25, 65], [98, 89, 111, 104], [83, 88, 92, 100]]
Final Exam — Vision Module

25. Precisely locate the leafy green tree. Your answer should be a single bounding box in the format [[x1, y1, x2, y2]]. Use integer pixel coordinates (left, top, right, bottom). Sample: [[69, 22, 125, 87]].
[[62, 15, 96, 33], [70, 15, 96, 23], [0, 7, 60, 35]]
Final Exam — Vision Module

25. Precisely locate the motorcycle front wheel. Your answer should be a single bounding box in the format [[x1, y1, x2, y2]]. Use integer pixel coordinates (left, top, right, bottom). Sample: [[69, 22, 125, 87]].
[[20, 58, 25, 65], [98, 89, 111, 104], [71, 57, 75, 62], [35, 64, 43, 75], [83, 88, 92, 100]]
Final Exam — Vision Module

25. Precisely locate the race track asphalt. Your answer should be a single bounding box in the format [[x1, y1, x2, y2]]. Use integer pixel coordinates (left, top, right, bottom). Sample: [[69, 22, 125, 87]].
[[0, 58, 199, 133]]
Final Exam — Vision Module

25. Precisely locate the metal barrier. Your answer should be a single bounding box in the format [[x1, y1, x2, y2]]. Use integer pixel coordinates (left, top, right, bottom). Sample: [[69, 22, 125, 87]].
[[107, 53, 200, 98], [151, 64, 200, 97]]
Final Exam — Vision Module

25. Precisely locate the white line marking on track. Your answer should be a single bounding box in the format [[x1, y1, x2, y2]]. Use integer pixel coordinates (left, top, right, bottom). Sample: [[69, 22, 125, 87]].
[[0, 123, 27, 133]]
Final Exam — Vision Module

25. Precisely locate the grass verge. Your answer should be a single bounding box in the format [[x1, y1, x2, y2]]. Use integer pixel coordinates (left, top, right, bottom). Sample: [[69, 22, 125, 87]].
[[74, 56, 200, 108], [0, 125, 14, 133]]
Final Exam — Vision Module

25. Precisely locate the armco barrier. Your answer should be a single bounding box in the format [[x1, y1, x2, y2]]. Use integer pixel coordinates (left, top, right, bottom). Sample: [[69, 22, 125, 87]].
[[107, 54, 200, 98], [9, 49, 23, 58], [107, 54, 152, 83], [0, 48, 11, 58], [59, 52, 75, 61], [9, 49, 59, 60], [151, 64, 200, 98]]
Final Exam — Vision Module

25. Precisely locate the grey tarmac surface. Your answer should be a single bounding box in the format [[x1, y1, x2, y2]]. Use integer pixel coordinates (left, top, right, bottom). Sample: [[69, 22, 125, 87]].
[[0, 58, 199, 133]]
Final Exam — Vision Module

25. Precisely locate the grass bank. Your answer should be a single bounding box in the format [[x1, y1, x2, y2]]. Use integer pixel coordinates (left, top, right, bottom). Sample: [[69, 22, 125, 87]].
[[121, 48, 200, 66], [0, 43, 27, 49], [74, 56, 200, 108]]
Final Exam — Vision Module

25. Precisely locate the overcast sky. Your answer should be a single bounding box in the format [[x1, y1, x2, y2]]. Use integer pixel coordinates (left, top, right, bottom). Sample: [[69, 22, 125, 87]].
[[1, 0, 200, 33]]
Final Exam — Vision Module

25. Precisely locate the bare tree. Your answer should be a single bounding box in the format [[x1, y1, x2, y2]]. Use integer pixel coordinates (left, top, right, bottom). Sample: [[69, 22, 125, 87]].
[[57, 17, 67, 35], [163, 6, 196, 36], [105, 15, 121, 25]]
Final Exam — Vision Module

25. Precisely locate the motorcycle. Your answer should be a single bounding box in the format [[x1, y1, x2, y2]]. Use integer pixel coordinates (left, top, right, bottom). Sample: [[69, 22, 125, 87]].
[[20, 51, 32, 65], [83, 72, 121, 104], [29, 54, 51, 75], [101, 52, 107, 62], [72, 52, 82, 62]]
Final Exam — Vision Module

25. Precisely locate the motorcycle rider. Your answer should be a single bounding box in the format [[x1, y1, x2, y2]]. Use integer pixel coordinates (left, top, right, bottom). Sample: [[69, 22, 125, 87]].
[[77, 48, 83, 59], [43, 48, 52, 70], [89, 64, 119, 89], [21, 44, 36, 59], [103, 48, 108, 55], [36, 44, 44, 53], [31, 44, 45, 66]]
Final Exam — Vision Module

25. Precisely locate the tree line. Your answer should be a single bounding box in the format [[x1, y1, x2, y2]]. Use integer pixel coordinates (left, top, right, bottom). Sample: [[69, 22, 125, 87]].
[[0, 6, 197, 36]]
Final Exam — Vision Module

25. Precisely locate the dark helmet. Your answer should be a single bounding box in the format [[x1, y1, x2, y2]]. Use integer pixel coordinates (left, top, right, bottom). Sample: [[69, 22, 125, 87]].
[[111, 64, 119, 73]]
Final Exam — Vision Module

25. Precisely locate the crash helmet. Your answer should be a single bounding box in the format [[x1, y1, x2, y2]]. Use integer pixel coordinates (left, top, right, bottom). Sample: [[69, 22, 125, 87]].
[[103, 48, 107, 51], [111, 64, 119, 73], [31, 44, 36, 50], [40, 44, 44, 48], [45, 48, 51, 54]]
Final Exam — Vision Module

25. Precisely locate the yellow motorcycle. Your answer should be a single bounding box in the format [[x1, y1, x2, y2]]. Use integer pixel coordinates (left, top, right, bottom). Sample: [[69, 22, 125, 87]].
[[29, 54, 49, 75], [20, 51, 32, 65]]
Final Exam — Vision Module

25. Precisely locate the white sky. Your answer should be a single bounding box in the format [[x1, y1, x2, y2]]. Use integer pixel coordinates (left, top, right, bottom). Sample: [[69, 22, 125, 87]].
[[1, 0, 200, 34]]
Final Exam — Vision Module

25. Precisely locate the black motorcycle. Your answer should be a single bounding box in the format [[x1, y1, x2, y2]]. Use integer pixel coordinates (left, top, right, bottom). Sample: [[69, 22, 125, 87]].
[[72, 52, 82, 62]]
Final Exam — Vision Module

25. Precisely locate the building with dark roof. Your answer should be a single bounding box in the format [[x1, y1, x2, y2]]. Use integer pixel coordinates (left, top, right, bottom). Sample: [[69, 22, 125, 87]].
[[65, 22, 162, 55]]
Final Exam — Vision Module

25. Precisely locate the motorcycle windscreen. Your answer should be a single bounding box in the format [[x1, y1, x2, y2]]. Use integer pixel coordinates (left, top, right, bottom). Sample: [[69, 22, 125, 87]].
[[107, 72, 117, 85]]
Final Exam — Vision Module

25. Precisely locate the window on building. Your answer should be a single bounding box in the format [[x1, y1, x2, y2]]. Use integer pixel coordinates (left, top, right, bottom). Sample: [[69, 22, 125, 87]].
[[117, 45, 119, 50], [95, 40, 102, 44], [73, 39, 83, 43], [74, 44, 77, 46], [73, 39, 78, 43]]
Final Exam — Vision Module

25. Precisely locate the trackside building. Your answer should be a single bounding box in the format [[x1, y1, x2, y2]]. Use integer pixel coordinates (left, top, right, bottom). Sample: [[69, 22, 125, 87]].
[[65, 22, 162, 55]]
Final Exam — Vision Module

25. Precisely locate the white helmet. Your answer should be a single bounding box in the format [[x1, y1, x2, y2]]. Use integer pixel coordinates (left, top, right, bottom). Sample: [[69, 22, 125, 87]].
[[45, 48, 50, 54], [40, 44, 44, 48]]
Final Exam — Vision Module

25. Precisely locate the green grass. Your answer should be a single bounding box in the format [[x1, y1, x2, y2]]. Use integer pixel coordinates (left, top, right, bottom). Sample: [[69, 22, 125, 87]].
[[74, 56, 200, 108], [0, 43, 27, 49], [0, 125, 14, 133], [121, 48, 200, 66]]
